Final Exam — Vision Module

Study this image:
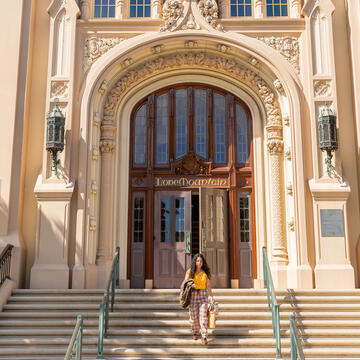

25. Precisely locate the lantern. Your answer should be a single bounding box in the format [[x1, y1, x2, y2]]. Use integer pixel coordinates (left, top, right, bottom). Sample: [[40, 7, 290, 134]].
[[46, 99, 65, 175], [318, 105, 338, 175]]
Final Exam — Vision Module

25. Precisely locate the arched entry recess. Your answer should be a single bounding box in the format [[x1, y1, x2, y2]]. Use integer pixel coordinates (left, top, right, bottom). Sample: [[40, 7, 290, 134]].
[[74, 31, 313, 289]]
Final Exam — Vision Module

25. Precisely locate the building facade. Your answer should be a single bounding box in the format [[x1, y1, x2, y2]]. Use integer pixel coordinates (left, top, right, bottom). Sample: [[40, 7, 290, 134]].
[[1, 0, 360, 290]]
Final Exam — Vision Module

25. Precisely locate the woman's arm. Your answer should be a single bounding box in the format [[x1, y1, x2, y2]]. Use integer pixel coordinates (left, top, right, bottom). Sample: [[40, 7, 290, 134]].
[[206, 277, 214, 301]]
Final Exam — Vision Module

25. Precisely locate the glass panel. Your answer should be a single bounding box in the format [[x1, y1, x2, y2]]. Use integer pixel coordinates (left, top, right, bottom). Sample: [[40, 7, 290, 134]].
[[130, 5, 136, 17], [236, 104, 248, 163], [230, 0, 252, 16], [156, 93, 169, 164], [266, 0, 287, 16], [216, 195, 224, 243], [194, 89, 207, 158], [175, 89, 188, 159], [145, 5, 151, 16], [239, 196, 250, 243], [161, 198, 171, 242], [175, 197, 185, 242], [133, 197, 144, 243], [134, 105, 147, 165], [213, 93, 226, 163]]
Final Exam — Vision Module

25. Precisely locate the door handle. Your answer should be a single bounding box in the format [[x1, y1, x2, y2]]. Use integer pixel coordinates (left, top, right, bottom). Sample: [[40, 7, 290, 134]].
[[201, 223, 206, 253], [185, 231, 191, 254]]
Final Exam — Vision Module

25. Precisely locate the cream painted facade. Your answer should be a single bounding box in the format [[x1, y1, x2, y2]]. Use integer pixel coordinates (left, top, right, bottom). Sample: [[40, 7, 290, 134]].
[[1, 0, 360, 290]]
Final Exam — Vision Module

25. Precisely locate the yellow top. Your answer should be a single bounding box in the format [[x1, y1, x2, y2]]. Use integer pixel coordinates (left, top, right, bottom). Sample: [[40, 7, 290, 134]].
[[186, 268, 208, 289]]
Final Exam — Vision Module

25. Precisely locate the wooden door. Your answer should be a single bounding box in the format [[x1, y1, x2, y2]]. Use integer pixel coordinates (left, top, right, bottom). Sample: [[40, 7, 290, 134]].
[[199, 188, 229, 288], [154, 191, 192, 288], [238, 192, 253, 288]]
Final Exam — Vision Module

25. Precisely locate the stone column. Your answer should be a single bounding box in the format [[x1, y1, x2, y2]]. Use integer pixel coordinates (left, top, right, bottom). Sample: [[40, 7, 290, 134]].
[[96, 122, 116, 287], [267, 125, 288, 287], [254, 0, 264, 18], [152, 0, 161, 19], [116, 0, 125, 20], [81, 0, 90, 20], [289, 0, 301, 18]]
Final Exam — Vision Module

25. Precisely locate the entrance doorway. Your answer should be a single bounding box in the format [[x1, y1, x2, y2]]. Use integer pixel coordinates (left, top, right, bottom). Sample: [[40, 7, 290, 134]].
[[128, 84, 255, 288]]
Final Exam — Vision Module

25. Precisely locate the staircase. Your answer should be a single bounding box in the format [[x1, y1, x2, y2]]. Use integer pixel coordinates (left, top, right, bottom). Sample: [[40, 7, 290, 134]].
[[1, 289, 360, 359]]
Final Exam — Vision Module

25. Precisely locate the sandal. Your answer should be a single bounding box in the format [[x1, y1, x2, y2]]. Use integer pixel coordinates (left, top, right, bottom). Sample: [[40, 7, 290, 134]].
[[201, 337, 208, 345]]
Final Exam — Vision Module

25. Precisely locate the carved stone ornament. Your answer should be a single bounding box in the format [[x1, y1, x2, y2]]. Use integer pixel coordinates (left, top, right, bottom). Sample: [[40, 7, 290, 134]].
[[84, 37, 125, 71], [103, 52, 282, 127], [314, 80, 332, 97], [287, 183, 293, 195], [100, 140, 115, 153], [51, 81, 69, 99], [160, 0, 185, 31], [287, 217, 295, 231], [91, 180, 98, 195], [160, 0, 223, 32], [257, 36, 300, 74], [198, 0, 223, 30], [92, 146, 100, 160], [171, 151, 211, 175], [89, 217, 96, 232], [285, 147, 291, 161], [267, 140, 284, 154]]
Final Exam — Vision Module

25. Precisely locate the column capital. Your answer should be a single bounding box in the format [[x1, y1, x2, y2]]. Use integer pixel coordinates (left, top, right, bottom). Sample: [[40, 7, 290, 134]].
[[100, 140, 115, 153], [267, 140, 284, 154]]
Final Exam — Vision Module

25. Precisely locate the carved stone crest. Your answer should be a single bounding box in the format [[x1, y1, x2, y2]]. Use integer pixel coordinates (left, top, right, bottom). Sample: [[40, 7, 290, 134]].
[[171, 151, 211, 175]]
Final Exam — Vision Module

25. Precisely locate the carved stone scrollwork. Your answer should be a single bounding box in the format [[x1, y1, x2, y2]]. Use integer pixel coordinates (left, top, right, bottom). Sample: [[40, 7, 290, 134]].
[[99, 141, 115, 153], [182, 14, 200, 30], [51, 81, 69, 99], [171, 151, 212, 175], [160, 0, 184, 31], [314, 80, 332, 97], [267, 140, 284, 154], [84, 37, 125, 71], [257, 36, 300, 74], [198, 0, 223, 30], [103, 52, 282, 127], [89, 217, 97, 232]]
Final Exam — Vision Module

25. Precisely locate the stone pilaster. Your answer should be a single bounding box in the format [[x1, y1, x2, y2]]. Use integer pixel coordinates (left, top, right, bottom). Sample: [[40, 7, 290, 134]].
[[116, 0, 125, 20], [96, 123, 116, 287], [152, 0, 161, 19], [289, 0, 301, 19], [81, 0, 90, 19], [267, 125, 288, 287], [254, 0, 264, 18]]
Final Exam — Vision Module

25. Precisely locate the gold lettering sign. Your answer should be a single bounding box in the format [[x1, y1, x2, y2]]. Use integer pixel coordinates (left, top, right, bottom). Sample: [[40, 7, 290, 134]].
[[154, 177, 228, 187]]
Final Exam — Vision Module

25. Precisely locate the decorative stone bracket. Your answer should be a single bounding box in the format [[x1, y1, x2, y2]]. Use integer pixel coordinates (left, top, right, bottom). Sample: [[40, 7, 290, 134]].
[[160, 0, 223, 32]]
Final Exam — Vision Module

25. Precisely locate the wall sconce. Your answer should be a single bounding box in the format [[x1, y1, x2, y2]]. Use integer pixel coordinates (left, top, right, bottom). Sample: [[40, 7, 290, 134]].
[[318, 104, 338, 175], [46, 99, 65, 175]]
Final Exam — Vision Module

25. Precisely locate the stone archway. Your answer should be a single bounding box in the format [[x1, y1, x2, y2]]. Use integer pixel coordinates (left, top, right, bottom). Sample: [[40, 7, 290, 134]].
[[73, 31, 312, 289]]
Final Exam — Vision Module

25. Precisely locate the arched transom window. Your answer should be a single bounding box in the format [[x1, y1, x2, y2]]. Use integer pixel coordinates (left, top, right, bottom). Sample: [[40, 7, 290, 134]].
[[131, 85, 252, 170]]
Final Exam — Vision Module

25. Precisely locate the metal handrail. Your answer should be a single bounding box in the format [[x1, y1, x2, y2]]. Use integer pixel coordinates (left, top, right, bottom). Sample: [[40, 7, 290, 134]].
[[64, 315, 83, 360], [262, 246, 282, 358], [97, 246, 120, 359], [0, 244, 14, 287], [290, 313, 305, 360]]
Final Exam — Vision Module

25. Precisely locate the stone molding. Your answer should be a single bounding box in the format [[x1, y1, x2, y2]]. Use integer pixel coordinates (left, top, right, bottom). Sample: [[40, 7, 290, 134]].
[[257, 36, 300, 74], [103, 51, 282, 126], [100, 141, 115, 153], [84, 37, 125, 71], [160, 0, 184, 31]]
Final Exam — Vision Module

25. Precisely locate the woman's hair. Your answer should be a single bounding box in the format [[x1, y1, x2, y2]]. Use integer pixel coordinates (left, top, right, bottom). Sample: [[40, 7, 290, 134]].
[[190, 253, 211, 279]]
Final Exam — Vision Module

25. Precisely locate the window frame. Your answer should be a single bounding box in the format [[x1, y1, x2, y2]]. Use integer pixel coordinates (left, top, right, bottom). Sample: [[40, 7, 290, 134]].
[[93, 0, 116, 18], [129, 0, 152, 18], [265, 0, 288, 17]]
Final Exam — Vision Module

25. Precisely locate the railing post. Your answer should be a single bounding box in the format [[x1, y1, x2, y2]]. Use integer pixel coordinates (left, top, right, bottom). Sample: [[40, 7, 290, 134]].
[[111, 271, 115, 312], [76, 315, 83, 360], [116, 246, 120, 287], [104, 291, 109, 337], [275, 304, 282, 359], [97, 303, 104, 359]]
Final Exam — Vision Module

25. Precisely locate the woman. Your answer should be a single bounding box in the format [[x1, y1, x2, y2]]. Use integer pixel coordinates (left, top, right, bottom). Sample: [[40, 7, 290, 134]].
[[184, 253, 214, 345]]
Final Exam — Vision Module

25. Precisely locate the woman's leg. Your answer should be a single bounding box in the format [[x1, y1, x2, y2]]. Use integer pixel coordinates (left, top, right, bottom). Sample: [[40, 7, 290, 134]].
[[199, 300, 208, 340], [189, 292, 200, 336]]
